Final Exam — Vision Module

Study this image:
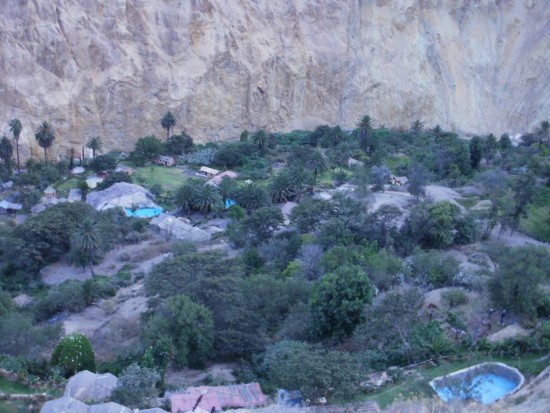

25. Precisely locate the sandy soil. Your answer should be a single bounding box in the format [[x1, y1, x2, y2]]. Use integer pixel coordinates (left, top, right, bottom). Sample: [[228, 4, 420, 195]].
[[41, 239, 172, 285], [487, 323, 532, 343], [63, 282, 148, 359]]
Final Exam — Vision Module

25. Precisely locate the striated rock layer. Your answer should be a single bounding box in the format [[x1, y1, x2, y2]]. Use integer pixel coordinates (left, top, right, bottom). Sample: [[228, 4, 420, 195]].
[[0, 0, 548, 157]]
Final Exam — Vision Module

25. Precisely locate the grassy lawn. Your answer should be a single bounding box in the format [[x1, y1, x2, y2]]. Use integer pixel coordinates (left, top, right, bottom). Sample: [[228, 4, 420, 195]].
[[0, 376, 35, 394], [386, 154, 410, 174], [55, 177, 81, 197], [131, 165, 187, 191], [361, 353, 547, 409]]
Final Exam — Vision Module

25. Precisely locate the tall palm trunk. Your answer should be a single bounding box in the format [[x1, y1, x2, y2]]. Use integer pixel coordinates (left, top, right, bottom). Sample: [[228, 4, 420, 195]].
[[44, 147, 47, 163], [15, 142, 20, 173]]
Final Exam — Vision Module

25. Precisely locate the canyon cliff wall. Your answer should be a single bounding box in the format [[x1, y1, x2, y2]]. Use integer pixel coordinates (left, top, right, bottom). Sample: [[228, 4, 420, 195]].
[[0, 0, 548, 157]]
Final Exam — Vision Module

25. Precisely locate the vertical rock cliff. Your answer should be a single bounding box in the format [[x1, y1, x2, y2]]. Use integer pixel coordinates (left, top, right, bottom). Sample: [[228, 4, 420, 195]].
[[0, 0, 548, 156]]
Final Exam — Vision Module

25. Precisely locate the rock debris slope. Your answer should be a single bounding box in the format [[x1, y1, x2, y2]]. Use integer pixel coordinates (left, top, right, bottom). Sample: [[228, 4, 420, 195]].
[[1, 0, 548, 156]]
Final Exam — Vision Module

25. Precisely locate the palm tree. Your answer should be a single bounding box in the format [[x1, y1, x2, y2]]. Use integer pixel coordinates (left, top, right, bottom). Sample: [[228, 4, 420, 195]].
[[536, 120, 550, 150], [411, 119, 423, 136], [217, 176, 236, 205], [35, 121, 55, 163], [175, 182, 197, 213], [327, 126, 345, 147], [269, 172, 298, 203], [73, 219, 101, 277], [192, 184, 221, 214], [236, 183, 267, 212], [307, 149, 327, 179], [358, 115, 373, 153], [432, 125, 443, 139], [161, 111, 176, 141], [252, 130, 269, 154], [0, 136, 13, 176], [8, 119, 22, 173], [86, 136, 102, 158]]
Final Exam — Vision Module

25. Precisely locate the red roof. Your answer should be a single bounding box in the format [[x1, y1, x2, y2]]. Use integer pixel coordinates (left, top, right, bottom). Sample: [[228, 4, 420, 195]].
[[171, 383, 267, 413]]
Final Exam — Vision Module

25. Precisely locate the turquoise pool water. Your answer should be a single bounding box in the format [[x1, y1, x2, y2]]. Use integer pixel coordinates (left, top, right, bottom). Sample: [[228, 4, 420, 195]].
[[124, 207, 163, 218], [435, 373, 518, 404]]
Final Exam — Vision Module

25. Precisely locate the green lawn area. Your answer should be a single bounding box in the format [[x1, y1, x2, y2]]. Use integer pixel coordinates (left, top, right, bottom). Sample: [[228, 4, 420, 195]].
[[361, 353, 547, 409], [131, 165, 187, 191], [0, 376, 35, 394], [55, 177, 81, 197]]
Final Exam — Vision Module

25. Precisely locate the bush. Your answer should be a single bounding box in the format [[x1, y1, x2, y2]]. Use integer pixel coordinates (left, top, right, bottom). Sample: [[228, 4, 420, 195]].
[[51, 333, 95, 377], [261, 341, 363, 401], [111, 363, 160, 408], [441, 288, 469, 308], [410, 250, 460, 288]]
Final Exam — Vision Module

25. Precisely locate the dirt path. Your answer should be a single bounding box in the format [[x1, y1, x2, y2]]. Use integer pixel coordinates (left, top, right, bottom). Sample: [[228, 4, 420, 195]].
[[41, 239, 171, 285]]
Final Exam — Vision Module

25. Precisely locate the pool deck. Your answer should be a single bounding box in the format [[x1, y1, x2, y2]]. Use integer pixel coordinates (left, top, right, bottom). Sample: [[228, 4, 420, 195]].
[[429, 362, 525, 404]]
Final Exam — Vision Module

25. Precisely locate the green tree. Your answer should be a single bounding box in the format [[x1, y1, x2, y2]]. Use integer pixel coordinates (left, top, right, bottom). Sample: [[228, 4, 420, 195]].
[[357, 288, 424, 363], [269, 172, 298, 203], [235, 182, 267, 211], [166, 132, 193, 156], [310, 265, 374, 340], [111, 363, 160, 409], [51, 332, 96, 377], [161, 111, 176, 141], [71, 219, 101, 276], [96, 171, 132, 191], [35, 121, 56, 163], [8, 118, 22, 173], [358, 115, 374, 153], [325, 125, 345, 147], [240, 130, 249, 142], [142, 294, 214, 368], [408, 161, 429, 200], [192, 184, 221, 214], [499, 134, 512, 152], [243, 206, 284, 243], [432, 125, 443, 139], [307, 149, 327, 179], [370, 165, 390, 192], [489, 245, 550, 317], [86, 136, 102, 159], [252, 129, 269, 154], [484, 133, 498, 161], [290, 198, 333, 233], [0, 135, 13, 177], [411, 119, 423, 136], [426, 201, 461, 249], [469, 136, 483, 169], [131, 136, 163, 166], [333, 169, 348, 186], [217, 176, 236, 205], [261, 341, 363, 401], [90, 153, 117, 173], [174, 180, 202, 213], [535, 120, 550, 150]]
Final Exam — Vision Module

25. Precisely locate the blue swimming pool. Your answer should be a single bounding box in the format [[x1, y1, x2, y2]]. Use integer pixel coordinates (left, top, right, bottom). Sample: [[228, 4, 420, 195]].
[[430, 362, 524, 405], [124, 207, 163, 218]]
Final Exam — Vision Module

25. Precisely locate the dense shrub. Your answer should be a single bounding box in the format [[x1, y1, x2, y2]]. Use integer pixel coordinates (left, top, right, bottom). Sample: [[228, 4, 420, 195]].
[[51, 333, 96, 377], [441, 288, 469, 308]]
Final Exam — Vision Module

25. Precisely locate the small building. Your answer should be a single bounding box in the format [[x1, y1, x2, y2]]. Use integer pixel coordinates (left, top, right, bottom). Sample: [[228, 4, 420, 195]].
[[155, 155, 176, 167], [170, 383, 267, 413], [198, 166, 220, 178], [0, 199, 22, 213], [390, 175, 409, 186], [44, 186, 56, 198], [206, 170, 238, 187], [348, 157, 365, 168]]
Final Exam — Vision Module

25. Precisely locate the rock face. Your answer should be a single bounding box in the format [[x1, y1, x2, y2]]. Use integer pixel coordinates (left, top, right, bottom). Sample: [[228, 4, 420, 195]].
[[1, 0, 548, 157]]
